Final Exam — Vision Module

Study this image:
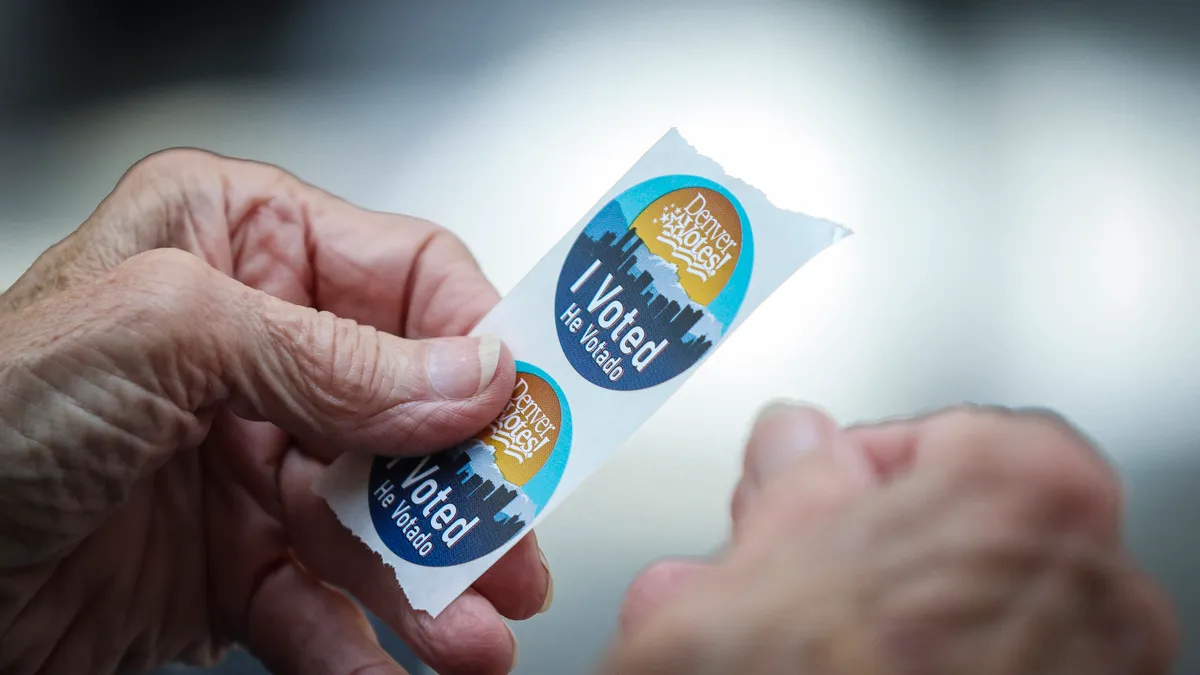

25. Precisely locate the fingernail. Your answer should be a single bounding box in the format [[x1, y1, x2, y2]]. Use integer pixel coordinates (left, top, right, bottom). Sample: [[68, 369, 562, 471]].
[[759, 398, 801, 418], [427, 335, 501, 399], [752, 401, 831, 478], [538, 548, 554, 614], [507, 622, 520, 673]]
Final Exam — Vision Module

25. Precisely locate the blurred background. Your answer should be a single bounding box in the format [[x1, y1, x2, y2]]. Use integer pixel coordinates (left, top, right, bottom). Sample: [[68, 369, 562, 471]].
[[3, 0, 1200, 672]]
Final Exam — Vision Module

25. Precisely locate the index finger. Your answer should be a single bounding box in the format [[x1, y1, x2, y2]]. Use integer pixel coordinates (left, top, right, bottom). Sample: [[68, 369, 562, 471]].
[[846, 406, 1124, 542], [5, 149, 500, 341], [847, 406, 1115, 480], [216, 157, 500, 340]]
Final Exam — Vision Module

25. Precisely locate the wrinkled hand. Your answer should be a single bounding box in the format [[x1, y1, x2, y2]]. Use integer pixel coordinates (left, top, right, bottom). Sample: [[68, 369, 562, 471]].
[[0, 151, 550, 675], [605, 405, 1177, 674]]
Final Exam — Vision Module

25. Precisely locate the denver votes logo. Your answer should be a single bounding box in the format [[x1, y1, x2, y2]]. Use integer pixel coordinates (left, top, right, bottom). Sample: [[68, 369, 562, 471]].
[[367, 362, 572, 566], [555, 175, 754, 390]]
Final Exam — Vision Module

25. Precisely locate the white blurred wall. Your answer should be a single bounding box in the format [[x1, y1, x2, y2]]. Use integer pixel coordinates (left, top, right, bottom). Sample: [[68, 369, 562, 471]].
[[2, 1, 1199, 673]]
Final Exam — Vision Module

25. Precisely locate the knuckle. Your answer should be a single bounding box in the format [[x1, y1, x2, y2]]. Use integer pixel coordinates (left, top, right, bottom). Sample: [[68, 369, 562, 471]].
[[924, 406, 1011, 481], [107, 250, 229, 348], [114, 149, 222, 238], [120, 247, 208, 276], [430, 223, 483, 273], [102, 249, 232, 406], [414, 605, 515, 675], [114, 249, 217, 307], [405, 215, 450, 239], [415, 220, 478, 271], [410, 220, 481, 281], [2, 152, 224, 312], [122, 148, 217, 186]]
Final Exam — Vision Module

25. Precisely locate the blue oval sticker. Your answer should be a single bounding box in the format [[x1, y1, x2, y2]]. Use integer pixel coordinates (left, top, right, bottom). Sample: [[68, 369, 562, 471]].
[[554, 175, 754, 389], [367, 361, 572, 566]]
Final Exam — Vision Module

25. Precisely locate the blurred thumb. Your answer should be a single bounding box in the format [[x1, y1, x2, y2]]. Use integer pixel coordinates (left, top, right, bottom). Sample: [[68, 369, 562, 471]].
[[619, 559, 712, 635], [733, 403, 877, 542], [617, 406, 881, 635]]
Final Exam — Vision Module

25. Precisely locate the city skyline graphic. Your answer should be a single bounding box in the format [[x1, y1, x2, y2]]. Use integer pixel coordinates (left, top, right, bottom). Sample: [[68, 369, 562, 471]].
[[570, 197, 726, 341], [555, 196, 737, 389], [443, 440, 534, 543]]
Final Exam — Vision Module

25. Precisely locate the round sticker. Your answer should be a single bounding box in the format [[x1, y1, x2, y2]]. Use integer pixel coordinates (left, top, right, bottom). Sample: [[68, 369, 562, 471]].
[[367, 362, 572, 566], [554, 175, 754, 389]]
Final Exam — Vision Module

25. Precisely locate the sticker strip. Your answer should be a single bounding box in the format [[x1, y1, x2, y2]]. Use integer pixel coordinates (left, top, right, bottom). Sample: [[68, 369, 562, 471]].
[[316, 129, 850, 616]]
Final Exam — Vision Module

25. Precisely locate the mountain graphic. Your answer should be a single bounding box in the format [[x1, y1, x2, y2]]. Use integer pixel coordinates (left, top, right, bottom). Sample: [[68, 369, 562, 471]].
[[685, 312, 725, 344], [461, 441, 538, 523], [580, 199, 727, 344], [559, 199, 726, 389], [624, 245, 725, 343], [583, 199, 633, 241]]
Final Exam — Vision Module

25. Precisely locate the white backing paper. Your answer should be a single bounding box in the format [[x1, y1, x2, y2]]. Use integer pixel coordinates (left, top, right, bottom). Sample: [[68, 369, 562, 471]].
[[317, 129, 850, 616]]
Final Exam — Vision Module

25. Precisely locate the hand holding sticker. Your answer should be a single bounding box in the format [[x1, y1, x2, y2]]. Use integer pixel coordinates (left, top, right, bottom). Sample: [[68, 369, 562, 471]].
[[365, 363, 571, 567], [318, 129, 850, 616], [607, 406, 1178, 675]]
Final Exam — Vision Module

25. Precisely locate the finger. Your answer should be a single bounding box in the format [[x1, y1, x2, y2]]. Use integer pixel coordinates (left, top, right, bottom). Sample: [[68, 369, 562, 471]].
[[732, 402, 876, 539], [245, 559, 409, 675], [1119, 567, 1180, 675], [201, 411, 295, 638], [845, 405, 1115, 483], [303, 209, 501, 340], [618, 559, 712, 635], [140, 248, 515, 455], [0, 249, 514, 554], [218, 166, 500, 339], [741, 403, 836, 488], [282, 444, 551, 621], [2, 149, 499, 342], [847, 406, 1123, 543], [474, 531, 553, 620], [975, 546, 1174, 675], [280, 450, 521, 675], [0, 149, 228, 313], [212, 152, 501, 338]]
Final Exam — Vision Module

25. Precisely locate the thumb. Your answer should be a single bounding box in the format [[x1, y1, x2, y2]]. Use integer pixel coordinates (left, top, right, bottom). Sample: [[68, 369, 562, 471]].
[[171, 249, 515, 456], [0, 249, 514, 564], [619, 558, 712, 635], [733, 403, 878, 543], [4, 246, 516, 482], [618, 405, 878, 634]]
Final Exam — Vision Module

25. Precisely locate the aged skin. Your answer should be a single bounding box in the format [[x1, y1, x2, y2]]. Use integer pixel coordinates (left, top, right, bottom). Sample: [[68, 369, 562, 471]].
[[0, 151, 551, 675], [604, 406, 1178, 675], [0, 149, 1180, 675]]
